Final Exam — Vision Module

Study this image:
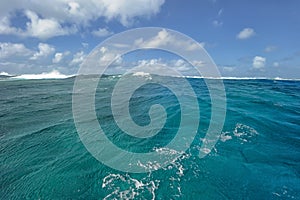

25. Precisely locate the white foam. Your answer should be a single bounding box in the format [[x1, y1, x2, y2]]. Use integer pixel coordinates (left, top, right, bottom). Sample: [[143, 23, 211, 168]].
[[273, 77, 300, 81], [184, 76, 300, 81], [12, 70, 74, 80], [102, 173, 159, 200], [233, 123, 259, 143], [200, 148, 211, 154], [0, 71, 12, 76], [220, 132, 233, 142]]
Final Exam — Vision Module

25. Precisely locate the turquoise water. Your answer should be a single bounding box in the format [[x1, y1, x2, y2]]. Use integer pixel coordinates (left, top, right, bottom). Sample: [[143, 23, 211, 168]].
[[0, 75, 299, 199]]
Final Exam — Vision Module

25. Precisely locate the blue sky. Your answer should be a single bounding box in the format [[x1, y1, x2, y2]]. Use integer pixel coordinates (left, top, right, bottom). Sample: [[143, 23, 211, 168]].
[[0, 0, 299, 78]]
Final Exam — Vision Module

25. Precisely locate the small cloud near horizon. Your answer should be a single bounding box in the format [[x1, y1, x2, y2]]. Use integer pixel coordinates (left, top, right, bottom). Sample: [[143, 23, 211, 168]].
[[252, 56, 266, 70]]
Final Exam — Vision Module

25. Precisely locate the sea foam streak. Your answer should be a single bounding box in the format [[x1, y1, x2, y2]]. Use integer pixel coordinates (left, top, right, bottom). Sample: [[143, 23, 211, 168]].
[[11, 70, 74, 80]]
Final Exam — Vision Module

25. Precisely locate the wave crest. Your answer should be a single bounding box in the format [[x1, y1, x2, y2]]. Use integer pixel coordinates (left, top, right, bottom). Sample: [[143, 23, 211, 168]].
[[12, 70, 74, 80]]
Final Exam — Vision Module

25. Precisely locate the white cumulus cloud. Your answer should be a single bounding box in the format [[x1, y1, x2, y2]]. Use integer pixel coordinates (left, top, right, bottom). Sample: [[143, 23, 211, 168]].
[[252, 56, 266, 70], [100, 0, 165, 26], [70, 51, 86, 66], [0, 10, 75, 40], [0, 0, 165, 39], [0, 16, 22, 35], [174, 59, 191, 71], [0, 42, 32, 59], [92, 28, 114, 37], [24, 10, 75, 40], [237, 28, 255, 40], [30, 43, 55, 60], [52, 51, 70, 63], [135, 29, 205, 51]]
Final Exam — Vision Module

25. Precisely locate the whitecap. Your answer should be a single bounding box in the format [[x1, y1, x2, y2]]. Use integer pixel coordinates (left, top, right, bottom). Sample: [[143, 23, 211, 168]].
[[102, 173, 159, 200], [11, 70, 75, 80], [220, 132, 233, 142], [233, 123, 259, 143], [183, 76, 300, 81], [0, 71, 13, 76]]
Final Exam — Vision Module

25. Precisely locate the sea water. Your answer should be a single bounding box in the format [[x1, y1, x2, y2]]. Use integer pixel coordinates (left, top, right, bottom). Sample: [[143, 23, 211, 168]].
[[0, 74, 299, 199]]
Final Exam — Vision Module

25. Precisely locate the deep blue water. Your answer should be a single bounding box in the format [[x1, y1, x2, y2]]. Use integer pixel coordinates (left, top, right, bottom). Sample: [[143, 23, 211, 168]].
[[0, 75, 299, 199]]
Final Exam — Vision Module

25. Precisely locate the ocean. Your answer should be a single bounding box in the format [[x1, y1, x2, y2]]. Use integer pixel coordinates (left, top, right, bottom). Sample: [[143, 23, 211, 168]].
[[0, 74, 299, 199]]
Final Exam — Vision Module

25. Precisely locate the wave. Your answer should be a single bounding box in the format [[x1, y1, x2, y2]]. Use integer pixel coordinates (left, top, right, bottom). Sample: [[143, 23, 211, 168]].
[[11, 70, 75, 80], [272, 77, 300, 81], [115, 73, 300, 81], [0, 72, 13, 76], [183, 76, 300, 81]]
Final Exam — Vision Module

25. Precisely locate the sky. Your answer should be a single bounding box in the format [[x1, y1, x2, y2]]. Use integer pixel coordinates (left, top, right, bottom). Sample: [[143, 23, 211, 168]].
[[0, 0, 299, 78]]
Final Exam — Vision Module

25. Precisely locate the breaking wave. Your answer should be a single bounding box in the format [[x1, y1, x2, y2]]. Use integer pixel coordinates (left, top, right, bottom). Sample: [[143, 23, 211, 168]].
[[11, 70, 75, 80], [0, 72, 13, 76], [184, 76, 300, 81]]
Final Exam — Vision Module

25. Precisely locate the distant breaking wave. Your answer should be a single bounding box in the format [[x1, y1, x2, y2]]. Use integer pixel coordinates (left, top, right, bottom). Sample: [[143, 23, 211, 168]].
[[130, 72, 300, 81], [0, 72, 13, 76], [10, 70, 75, 80], [184, 76, 300, 81]]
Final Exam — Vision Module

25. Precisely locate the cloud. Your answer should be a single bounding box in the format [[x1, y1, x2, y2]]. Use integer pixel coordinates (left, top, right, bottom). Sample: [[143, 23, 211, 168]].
[[137, 58, 162, 66], [212, 20, 223, 27], [191, 60, 205, 67], [99, 51, 118, 63], [217, 8, 223, 17], [237, 28, 255, 40], [273, 62, 279, 67], [99, 49, 122, 65], [0, 16, 22, 35], [0, 0, 165, 39], [52, 53, 63, 63], [136, 59, 202, 73], [132, 58, 171, 75], [24, 10, 75, 39], [30, 43, 55, 60], [100, 0, 165, 26], [0, 10, 75, 39], [82, 43, 89, 48], [70, 51, 86, 66], [252, 56, 266, 70], [52, 51, 70, 63], [264, 45, 277, 53], [135, 29, 205, 51], [212, 8, 223, 27], [223, 66, 235, 72], [174, 59, 191, 71], [92, 28, 114, 37], [0, 42, 32, 59]]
